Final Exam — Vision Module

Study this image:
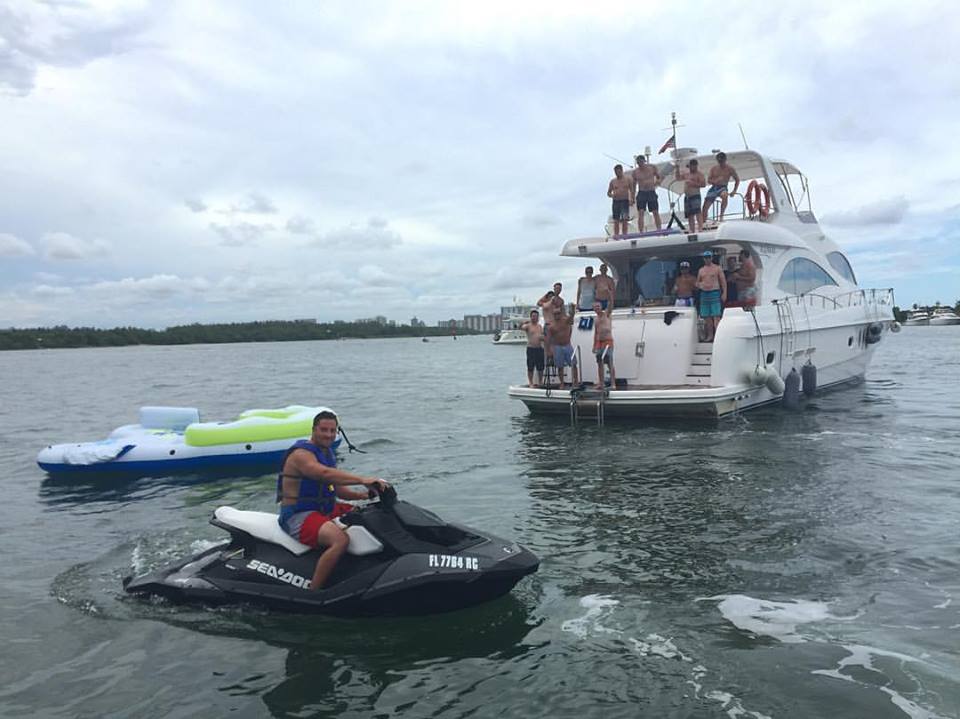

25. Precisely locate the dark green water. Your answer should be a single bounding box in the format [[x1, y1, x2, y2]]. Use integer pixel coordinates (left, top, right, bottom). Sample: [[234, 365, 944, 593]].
[[1, 330, 957, 718]]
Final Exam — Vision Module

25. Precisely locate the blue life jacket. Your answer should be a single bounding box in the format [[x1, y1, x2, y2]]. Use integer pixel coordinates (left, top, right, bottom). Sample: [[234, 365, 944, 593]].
[[277, 440, 337, 530]]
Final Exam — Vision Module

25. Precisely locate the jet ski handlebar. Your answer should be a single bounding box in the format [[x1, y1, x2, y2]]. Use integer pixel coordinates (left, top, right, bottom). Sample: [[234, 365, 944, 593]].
[[371, 483, 398, 508]]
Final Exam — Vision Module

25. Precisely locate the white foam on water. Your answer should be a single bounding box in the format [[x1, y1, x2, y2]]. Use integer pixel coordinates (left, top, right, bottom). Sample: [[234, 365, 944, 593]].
[[702, 594, 844, 643], [628, 633, 694, 662], [560, 594, 620, 639], [812, 644, 944, 719], [130, 541, 146, 575], [561, 594, 777, 719], [701, 690, 774, 719], [190, 539, 221, 554]]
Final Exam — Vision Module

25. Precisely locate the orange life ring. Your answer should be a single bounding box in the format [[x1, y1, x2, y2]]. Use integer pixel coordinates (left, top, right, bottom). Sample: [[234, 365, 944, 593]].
[[745, 180, 770, 218]]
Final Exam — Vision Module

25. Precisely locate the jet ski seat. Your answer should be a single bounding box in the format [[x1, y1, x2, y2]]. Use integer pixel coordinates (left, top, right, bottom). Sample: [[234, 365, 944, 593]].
[[213, 507, 383, 557]]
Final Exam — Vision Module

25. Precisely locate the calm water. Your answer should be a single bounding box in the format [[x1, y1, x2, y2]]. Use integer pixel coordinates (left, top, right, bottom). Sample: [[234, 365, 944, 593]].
[[1, 330, 958, 718]]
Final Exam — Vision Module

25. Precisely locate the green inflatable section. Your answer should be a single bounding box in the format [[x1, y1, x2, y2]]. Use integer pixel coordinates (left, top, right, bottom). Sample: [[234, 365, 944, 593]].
[[184, 406, 319, 447]]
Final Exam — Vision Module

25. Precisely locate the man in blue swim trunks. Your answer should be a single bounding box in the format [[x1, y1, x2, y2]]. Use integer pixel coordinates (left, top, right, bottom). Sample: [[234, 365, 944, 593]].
[[701, 151, 740, 227], [696, 250, 727, 342]]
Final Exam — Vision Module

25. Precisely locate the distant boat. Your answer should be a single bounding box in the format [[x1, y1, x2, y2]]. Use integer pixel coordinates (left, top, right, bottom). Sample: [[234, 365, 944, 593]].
[[422, 338, 429, 342], [903, 311, 931, 326], [929, 308, 960, 326]]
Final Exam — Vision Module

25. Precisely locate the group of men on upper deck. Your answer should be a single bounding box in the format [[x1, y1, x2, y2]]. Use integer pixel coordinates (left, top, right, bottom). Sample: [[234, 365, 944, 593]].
[[607, 151, 740, 237]]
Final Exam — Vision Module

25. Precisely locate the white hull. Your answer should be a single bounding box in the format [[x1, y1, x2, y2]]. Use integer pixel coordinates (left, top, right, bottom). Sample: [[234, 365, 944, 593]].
[[903, 318, 929, 326], [510, 297, 891, 418], [929, 316, 960, 326], [493, 329, 527, 345]]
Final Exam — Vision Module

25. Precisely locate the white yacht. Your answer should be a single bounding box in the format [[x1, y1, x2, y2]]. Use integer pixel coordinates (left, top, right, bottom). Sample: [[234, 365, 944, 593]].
[[903, 310, 931, 326], [508, 149, 896, 418], [493, 327, 528, 345], [929, 308, 960, 326], [493, 315, 530, 345]]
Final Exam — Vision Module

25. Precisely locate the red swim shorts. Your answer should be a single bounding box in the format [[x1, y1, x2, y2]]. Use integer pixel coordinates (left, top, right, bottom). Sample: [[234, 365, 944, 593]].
[[298, 503, 353, 547]]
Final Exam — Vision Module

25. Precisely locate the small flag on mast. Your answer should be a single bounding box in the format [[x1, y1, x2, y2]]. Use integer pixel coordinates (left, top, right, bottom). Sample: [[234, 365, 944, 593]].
[[658, 134, 676, 154]]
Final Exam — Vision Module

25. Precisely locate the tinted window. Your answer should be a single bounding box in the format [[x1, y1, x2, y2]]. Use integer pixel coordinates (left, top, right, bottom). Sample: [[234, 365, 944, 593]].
[[827, 252, 857, 283], [777, 258, 838, 295]]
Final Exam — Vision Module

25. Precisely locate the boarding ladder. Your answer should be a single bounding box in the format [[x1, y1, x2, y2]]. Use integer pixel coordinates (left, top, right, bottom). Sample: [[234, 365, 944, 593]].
[[568, 345, 606, 425], [774, 300, 797, 374]]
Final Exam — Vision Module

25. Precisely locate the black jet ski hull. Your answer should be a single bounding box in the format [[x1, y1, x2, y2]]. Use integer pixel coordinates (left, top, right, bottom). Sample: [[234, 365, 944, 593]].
[[124, 511, 539, 616]]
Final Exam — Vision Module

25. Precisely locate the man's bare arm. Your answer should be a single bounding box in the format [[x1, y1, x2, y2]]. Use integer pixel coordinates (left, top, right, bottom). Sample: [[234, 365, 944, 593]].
[[292, 451, 384, 489]]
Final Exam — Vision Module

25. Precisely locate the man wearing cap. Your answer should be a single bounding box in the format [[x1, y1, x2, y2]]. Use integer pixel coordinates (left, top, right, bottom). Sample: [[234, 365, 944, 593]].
[[675, 159, 706, 233], [631, 155, 662, 233], [673, 261, 696, 306], [607, 164, 634, 239], [696, 250, 726, 341], [701, 151, 740, 227]]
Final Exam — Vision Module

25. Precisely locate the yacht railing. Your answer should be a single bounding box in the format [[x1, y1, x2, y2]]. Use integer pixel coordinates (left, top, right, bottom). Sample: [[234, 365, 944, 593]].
[[773, 288, 895, 311]]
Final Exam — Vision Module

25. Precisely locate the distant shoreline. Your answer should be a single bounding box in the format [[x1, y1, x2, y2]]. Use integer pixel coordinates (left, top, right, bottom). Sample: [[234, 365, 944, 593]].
[[0, 320, 483, 351]]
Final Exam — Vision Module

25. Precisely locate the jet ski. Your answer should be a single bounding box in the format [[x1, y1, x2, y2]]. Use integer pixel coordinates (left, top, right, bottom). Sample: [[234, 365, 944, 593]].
[[123, 487, 539, 616]]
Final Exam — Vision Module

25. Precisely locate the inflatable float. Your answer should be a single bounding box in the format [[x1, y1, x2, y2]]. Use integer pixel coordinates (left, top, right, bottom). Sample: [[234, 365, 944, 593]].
[[37, 405, 342, 478]]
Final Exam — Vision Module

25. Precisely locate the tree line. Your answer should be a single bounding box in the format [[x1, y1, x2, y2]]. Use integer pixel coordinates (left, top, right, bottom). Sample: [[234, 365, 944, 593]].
[[0, 320, 479, 351]]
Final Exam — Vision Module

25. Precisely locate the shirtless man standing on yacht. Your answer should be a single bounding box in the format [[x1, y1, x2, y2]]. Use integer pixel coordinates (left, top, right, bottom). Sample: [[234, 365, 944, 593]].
[[732, 248, 757, 306], [607, 164, 634, 239], [632, 156, 662, 233], [696, 250, 727, 342], [593, 301, 616, 389], [701, 152, 740, 227], [594, 264, 616, 310], [673, 261, 696, 306], [549, 307, 579, 387], [520, 309, 545, 387], [675, 159, 706, 233]]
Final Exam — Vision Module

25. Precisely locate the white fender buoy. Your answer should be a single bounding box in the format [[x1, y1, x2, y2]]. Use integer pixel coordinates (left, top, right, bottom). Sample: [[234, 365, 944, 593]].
[[746, 365, 768, 386], [890, 321, 901, 333], [765, 371, 785, 395]]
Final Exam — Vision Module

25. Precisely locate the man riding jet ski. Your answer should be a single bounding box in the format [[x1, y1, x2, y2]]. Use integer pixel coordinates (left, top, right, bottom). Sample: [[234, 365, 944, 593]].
[[124, 411, 538, 615]]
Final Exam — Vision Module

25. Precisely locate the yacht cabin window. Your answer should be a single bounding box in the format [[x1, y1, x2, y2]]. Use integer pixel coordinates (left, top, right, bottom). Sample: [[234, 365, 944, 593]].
[[777, 258, 838, 296], [826, 252, 857, 284]]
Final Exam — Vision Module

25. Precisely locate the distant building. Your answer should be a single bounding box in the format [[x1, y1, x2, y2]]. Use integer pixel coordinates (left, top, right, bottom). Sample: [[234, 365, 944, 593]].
[[410, 317, 426, 328], [464, 313, 502, 332], [500, 303, 535, 324]]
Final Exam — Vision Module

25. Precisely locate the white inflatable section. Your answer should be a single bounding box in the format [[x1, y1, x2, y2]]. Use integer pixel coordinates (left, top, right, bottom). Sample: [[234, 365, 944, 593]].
[[139, 406, 201, 431], [213, 507, 383, 557]]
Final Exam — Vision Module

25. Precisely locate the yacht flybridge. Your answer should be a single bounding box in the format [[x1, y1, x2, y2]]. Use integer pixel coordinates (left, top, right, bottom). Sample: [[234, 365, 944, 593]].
[[508, 149, 896, 418]]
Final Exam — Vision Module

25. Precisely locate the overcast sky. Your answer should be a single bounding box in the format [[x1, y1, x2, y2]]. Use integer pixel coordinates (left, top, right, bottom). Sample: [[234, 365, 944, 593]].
[[1, 0, 958, 328]]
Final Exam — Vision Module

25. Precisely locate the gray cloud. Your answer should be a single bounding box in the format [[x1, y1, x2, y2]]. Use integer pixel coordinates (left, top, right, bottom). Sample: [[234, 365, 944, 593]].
[[312, 217, 402, 249], [0, 3, 152, 96], [286, 215, 317, 235], [0, 232, 34, 256], [232, 192, 277, 214], [209, 222, 274, 247], [522, 212, 561, 228], [821, 198, 909, 228], [184, 198, 207, 213], [42, 232, 109, 260]]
